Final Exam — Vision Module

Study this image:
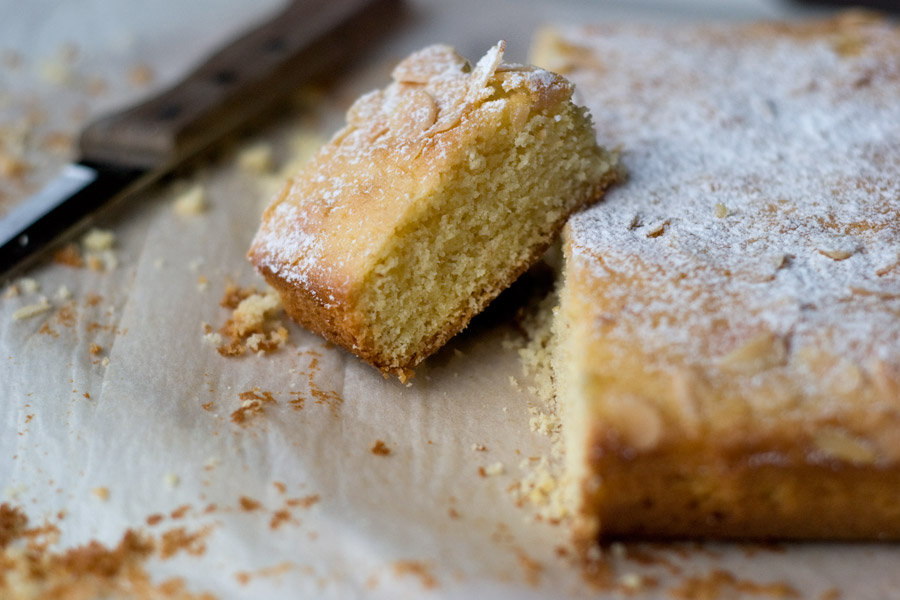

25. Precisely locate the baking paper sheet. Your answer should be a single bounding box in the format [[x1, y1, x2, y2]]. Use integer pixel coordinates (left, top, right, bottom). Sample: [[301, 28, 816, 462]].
[[3, 0, 900, 598]]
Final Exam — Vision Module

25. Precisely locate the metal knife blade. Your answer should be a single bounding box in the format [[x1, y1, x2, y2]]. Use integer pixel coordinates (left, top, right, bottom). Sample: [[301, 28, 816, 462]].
[[0, 0, 401, 280], [0, 162, 150, 276]]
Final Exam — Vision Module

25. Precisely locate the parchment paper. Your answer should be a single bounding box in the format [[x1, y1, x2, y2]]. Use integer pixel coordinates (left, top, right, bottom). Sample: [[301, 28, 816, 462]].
[[3, 0, 900, 598]]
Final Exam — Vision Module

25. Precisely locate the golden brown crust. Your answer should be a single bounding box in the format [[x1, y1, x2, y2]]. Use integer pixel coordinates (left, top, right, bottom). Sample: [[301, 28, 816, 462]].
[[249, 42, 619, 380], [584, 430, 900, 541], [540, 14, 900, 546], [253, 173, 618, 381]]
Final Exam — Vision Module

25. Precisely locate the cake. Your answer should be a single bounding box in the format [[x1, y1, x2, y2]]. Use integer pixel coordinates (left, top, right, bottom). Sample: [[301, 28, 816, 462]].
[[248, 41, 620, 381], [532, 13, 900, 545]]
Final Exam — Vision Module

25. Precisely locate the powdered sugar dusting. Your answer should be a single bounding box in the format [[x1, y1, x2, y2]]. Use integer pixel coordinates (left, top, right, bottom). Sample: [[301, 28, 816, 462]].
[[549, 17, 900, 402], [249, 42, 574, 297]]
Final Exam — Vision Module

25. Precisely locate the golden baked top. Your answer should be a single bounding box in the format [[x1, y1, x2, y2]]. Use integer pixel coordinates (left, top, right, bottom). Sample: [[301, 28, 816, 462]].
[[537, 14, 900, 461], [249, 42, 574, 305]]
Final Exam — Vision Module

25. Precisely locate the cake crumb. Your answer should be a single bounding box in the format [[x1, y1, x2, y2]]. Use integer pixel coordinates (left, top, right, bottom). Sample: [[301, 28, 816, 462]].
[[238, 142, 274, 174], [0, 151, 28, 179], [620, 572, 643, 590], [55, 285, 71, 301], [164, 473, 179, 488], [173, 184, 207, 216], [91, 487, 109, 501], [215, 286, 289, 357], [392, 560, 438, 589], [101, 357, 110, 367], [714, 202, 728, 218], [472, 443, 487, 452], [239, 496, 261, 511], [53, 243, 83, 268], [485, 462, 505, 476], [19, 278, 39, 294], [371, 440, 391, 456], [13, 297, 51, 320], [128, 63, 154, 87], [89, 343, 102, 355], [38, 58, 71, 85], [82, 228, 115, 252]]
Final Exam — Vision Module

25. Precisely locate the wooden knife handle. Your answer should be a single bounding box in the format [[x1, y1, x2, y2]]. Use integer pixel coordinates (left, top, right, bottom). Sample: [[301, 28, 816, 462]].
[[79, 0, 401, 170]]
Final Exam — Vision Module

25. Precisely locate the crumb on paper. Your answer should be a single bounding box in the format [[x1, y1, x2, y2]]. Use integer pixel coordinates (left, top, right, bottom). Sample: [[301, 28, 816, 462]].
[[471, 443, 486, 452], [233, 291, 280, 336], [620, 573, 643, 591], [82, 228, 115, 252], [2, 284, 19, 299], [230, 389, 276, 425], [196, 275, 208, 292], [53, 244, 83, 268], [371, 440, 391, 456], [213, 284, 290, 357], [128, 63, 154, 87], [38, 59, 72, 86], [153, 258, 165, 270], [85, 76, 107, 97], [19, 278, 39, 294], [91, 487, 109, 501], [239, 496, 261, 511], [173, 184, 207, 216], [89, 343, 102, 355], [392, 561, 438, 590], [55, 285, 71, 301], [13, 297, 51, 320], [164, 473, 179, 488], [238, 142, 274, 174], [514, 456, 569, 521], [714, 202, 728, 218], [529, 410, 557, 436], [86, 250, 118, 272], [0, 502, 220, 598], [485, 462, 505, 476], [101, 357, 110, 367], [187, 258, 203, 272]]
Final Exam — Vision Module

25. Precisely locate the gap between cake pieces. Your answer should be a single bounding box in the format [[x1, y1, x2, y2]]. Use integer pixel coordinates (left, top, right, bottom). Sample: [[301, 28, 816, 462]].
[[248, 40, 621, 382]]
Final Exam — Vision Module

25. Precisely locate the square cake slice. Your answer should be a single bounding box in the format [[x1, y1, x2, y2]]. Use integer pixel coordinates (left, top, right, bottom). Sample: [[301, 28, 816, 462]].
[[249, 41, 619, 381], [533, 14, 900, 544]]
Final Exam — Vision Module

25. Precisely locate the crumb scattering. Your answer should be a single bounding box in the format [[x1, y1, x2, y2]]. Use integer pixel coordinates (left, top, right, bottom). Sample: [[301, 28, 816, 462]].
[[392, 560, 438, 590], [371, 440, 391, 456], [173, 183, 207, 216], [12, 297, 52, 320], [238, 142, 275, 174], [214, 284, 289, 357], [239, 496, 262, 511]]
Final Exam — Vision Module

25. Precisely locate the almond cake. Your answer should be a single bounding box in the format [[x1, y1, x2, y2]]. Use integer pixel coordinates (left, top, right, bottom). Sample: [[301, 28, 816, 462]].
[[249, 42, 620, 381], [533, 13, 900, 544]]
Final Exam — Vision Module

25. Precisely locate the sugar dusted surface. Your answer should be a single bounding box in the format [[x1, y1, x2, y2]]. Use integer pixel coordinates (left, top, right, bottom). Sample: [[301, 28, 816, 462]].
[[550, 17, 900, 411], [249, 42, 574, 303]]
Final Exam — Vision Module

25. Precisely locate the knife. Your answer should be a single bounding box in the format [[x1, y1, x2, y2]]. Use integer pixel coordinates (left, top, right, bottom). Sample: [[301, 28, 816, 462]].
[[0, 0, 401, 280]]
